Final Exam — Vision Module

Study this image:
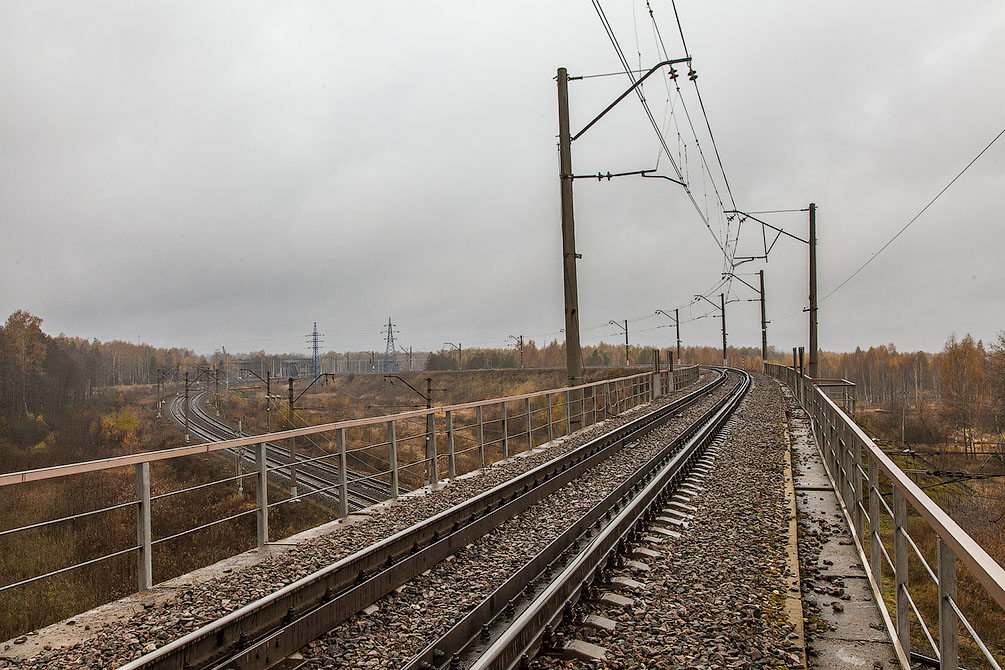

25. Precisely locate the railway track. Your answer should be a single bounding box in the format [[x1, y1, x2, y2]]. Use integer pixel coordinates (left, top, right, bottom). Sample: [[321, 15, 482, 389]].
[[122, 367, 747, 670], [166, 390, 399, 511]]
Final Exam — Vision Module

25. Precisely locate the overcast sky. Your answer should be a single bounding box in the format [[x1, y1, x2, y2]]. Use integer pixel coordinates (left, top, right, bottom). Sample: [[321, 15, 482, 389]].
[[1, 1, 1003, 358]]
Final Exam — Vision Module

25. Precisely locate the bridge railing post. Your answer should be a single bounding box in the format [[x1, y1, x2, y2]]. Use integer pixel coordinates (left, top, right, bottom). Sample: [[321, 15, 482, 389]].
[[336, 428, 349, 518], [446, 410, 456, 480], [387, 421, 399, 499], [501, 402, 509, 459], [525, 398, 532, 451], [256, 442, 268, 547], [565, 391, 572, 435], [938, 537, 959, 670], [546, 394, 554, 442], [868, 455, 881, 587], [426, 414, 438, 487], [842, 423, 852, 506], [476, 406, 486, 469], [852, 427, 864, 544], [894, 487, 911, 656], [135, 462, 152, 591]]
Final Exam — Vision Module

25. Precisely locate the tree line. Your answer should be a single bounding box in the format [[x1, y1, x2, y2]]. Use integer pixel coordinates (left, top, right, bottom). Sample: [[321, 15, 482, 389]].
[[0, 310, 204, 421], [5, 308, 1002, 450], [813, 333, 1005, 449]]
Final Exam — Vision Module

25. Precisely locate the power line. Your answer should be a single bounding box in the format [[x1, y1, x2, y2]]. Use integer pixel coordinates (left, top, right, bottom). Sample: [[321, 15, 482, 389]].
[[821, 125, 1005, 303], [650, 0, 737, 213], [590, 0, 731, 262]]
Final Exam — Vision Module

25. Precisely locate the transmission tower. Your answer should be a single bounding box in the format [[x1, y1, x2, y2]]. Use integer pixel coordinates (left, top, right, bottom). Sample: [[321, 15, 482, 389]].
[[305, 322, 324, 378], [383, 318, 399, 372]]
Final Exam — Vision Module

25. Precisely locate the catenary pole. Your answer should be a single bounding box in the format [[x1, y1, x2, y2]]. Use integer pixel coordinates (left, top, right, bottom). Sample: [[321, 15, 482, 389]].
[[760, 269, 768, 368], [623, 319, 629, 366], [557, 67, 583, 430], [675, 308, 681, 364], [720, 293, 727, 368], [809, 202, 819, 378]]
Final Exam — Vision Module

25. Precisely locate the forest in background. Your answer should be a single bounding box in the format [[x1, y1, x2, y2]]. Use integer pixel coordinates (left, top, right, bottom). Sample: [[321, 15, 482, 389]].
[[4, 308, 1005, 460]]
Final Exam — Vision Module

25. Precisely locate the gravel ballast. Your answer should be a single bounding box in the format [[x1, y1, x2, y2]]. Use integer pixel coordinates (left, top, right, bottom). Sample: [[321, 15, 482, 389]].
[[298, 373, 742, 668], [534, 373, 804, 669]]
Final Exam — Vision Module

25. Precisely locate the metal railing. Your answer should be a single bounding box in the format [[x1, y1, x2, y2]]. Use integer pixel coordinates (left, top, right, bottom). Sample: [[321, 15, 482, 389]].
[[767, 363, 1005, 669], [0, 366, 699, 602]]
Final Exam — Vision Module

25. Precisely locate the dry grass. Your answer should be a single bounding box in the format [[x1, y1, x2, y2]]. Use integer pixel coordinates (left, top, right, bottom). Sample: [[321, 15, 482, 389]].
[[861, 447, 1005, 668], [0, 390, 332, 642]]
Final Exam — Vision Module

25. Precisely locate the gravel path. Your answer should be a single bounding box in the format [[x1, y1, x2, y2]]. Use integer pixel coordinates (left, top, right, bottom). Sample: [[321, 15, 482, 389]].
[[534, 373, 803, 669], [298, 373, 741, 669], [1, 374, 718, 670]]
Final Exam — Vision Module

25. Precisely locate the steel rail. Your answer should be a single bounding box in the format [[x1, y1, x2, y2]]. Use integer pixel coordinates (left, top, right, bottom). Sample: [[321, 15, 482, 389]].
[[176, 396, 366, 508], [119, 369, 725, 670], [178, 392, 393, 509], [407, 370, 750, 670]]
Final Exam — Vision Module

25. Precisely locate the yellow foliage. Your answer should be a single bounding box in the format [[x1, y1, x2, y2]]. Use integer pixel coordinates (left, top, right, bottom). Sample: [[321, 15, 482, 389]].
[[30, 432, 56, 455], [96, 409, 141, 451]]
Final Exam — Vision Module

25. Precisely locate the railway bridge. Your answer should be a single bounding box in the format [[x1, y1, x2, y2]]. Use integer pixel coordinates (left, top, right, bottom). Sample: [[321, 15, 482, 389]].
[[1, 366, 1003, 669]]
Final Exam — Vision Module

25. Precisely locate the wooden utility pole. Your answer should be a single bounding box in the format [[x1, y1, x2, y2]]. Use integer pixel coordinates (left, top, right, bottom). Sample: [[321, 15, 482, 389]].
[[809, 202, 819, 378], [557, 67, 584, 431], [720, 293, 727, 368], [759, 269, 768, 367]]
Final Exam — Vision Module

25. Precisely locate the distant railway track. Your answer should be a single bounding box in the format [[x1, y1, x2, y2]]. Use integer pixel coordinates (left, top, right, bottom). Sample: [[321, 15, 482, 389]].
[[125, 368, 746, 670], [166, 391, 401, 512]]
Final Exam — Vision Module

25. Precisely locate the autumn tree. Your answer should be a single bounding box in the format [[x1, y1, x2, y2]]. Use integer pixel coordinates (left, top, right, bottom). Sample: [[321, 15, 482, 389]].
[[938, 334, 987, 454], [988, 331, 1005, 435], [2, 310, 47, 416]]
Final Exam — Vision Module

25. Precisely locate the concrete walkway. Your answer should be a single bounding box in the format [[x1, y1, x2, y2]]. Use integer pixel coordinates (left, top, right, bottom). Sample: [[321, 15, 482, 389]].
[[784, 386, 902, 669]]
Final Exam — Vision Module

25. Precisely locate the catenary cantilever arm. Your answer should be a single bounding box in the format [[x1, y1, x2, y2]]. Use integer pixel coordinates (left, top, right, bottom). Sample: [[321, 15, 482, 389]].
[[572, 58, 691, 142]]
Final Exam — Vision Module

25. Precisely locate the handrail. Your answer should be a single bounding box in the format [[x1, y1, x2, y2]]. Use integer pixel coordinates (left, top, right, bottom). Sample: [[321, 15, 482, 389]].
[[0, 368, 694, 487], [766, 362, 1005, 668], [768, 363, 1005, 607]]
